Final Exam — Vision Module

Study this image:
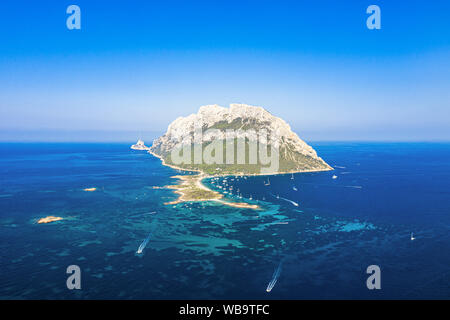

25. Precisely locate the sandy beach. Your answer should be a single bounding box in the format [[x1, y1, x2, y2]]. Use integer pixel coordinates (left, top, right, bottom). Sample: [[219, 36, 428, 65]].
[[164, 174, 260, 209], [148, 149, 331, 210], [37, 216, 63, 224]]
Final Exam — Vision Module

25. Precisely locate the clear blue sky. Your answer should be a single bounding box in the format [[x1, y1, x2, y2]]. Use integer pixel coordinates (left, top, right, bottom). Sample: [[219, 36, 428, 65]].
[[0, 0, 449, 142]]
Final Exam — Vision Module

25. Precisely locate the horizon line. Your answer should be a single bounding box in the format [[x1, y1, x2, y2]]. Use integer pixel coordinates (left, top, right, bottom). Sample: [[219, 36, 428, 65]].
[[1, 140, 450, 144]]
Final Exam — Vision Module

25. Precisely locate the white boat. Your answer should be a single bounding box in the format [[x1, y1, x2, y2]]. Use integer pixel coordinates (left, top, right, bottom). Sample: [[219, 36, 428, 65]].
[[293, 186, 298, 191], [410, 232, 415, 241], [264, 178, 270, 186], [332, 175, 338, 179], [291, 173, 294, 180]]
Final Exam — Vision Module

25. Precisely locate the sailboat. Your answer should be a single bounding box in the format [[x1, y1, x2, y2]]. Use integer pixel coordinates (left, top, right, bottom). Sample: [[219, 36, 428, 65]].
[[410, 232, 416, 241], [291, 173, 294, 180], [264, 178, 270, 186]]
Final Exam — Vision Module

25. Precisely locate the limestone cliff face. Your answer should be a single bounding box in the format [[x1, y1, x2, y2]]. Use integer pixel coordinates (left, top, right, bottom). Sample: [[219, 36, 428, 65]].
[[150, 103, 332, 175]]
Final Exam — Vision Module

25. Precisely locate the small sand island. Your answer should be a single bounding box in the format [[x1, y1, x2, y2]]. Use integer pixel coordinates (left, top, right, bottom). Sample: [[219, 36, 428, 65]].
[[165, 174, 260, 209], [37, 216, 63, 224]]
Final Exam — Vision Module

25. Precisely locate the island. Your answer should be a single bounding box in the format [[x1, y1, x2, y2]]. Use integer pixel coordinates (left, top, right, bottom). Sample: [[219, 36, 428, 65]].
[[131, 139, 150, 150], [148, 103, 333, 208]]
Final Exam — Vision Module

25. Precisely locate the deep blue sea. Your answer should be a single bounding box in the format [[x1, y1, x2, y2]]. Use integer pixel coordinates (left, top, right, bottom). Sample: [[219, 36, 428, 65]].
[[0, 142, 449, 299]]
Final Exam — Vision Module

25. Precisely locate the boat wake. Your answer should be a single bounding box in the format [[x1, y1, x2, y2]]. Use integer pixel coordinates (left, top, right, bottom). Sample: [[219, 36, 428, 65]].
[[136, 233, 151, 254], [266, 261, 283, 292], [271, 194, 299, 207]]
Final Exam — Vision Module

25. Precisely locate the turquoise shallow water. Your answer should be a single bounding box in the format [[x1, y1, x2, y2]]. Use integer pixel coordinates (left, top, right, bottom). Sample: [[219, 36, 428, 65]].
[[0, 142, 449, 299]]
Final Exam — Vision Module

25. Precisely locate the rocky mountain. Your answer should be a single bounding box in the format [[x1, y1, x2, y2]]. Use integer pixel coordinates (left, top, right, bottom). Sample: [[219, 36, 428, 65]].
[[150, 103, 333, 175]]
